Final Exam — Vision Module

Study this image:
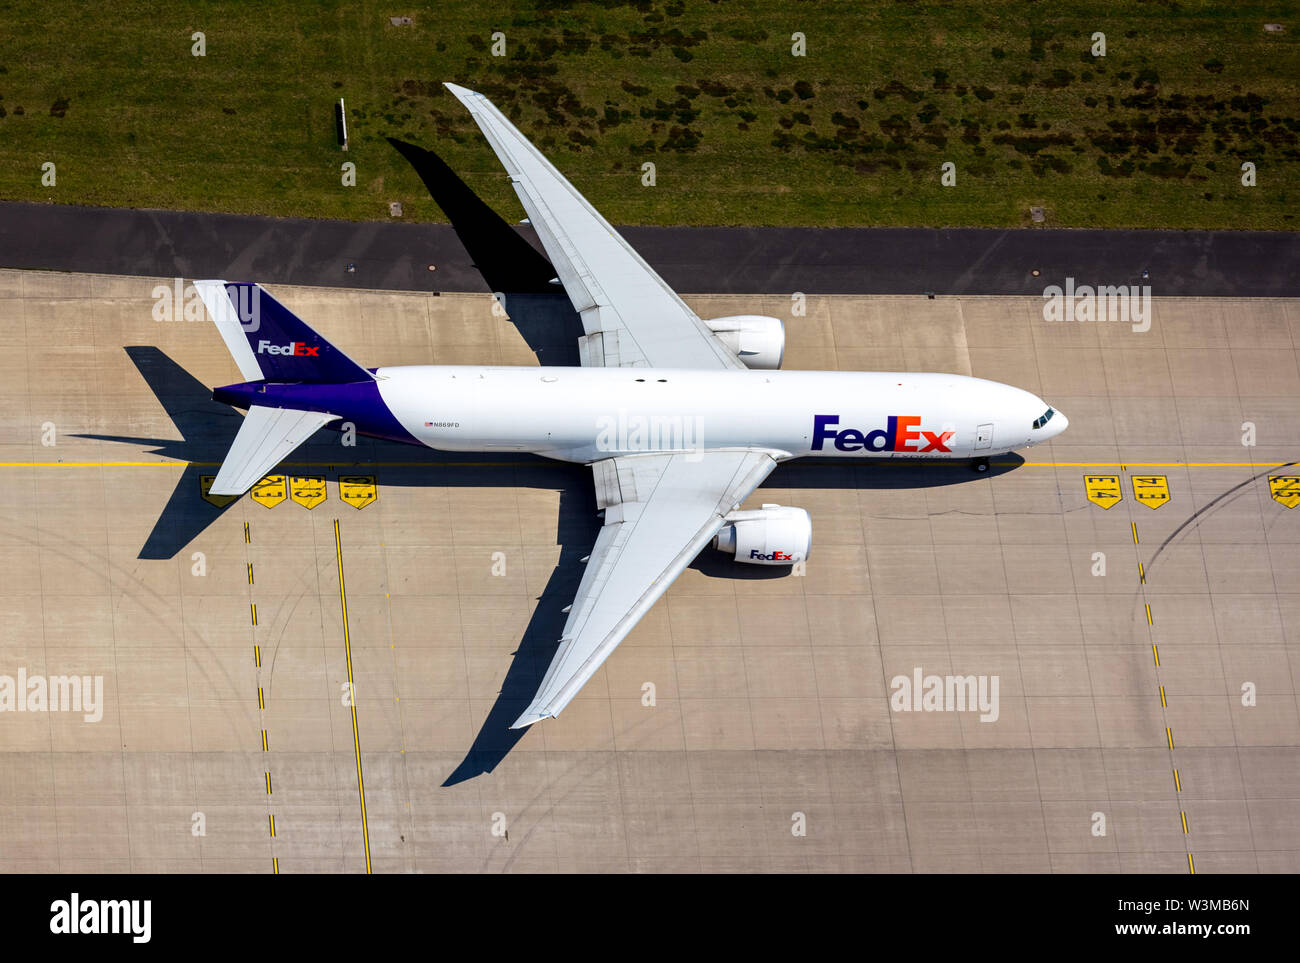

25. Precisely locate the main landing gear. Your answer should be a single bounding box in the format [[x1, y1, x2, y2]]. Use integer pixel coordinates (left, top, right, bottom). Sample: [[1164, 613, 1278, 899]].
[[970, 457, 990, 473]]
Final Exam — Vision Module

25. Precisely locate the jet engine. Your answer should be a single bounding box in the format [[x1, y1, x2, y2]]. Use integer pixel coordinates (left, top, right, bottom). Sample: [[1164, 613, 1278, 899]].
[[703, 315, 785, 369], [712, 504, 811, 566]]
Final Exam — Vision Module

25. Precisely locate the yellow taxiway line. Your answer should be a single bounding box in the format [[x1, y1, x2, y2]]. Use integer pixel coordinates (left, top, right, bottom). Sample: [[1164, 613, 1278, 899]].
[[0, 460, 1295, 470]]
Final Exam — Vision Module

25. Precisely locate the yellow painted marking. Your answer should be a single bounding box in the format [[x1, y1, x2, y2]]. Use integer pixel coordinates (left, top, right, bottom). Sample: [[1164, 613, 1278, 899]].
[[290, 475, 327, 509], [1174, 769, 1182, 792], [335, 519, 372, 874], [1269, 475, 1300, 509], [265, 771, 272, 795], [251, 603, 258, 626], [339, 475, 378, 510], [1181, 811, 1188, 834], [1084, 474, 1122, 509], [1139, 562, 1146, 584], [1166, 727, 1175, 750], [254, 645, 261, 668], [269, 813, 276, 838], [1085, 474, 1124, 509], [1153, 644, 1160, 667], [250, 475, 288, 509], [258, 686, 265, 710], [199, 475, 238, 508], [1145, 603, 1153, 625], [1024, 462, 1295, 468], [261, 729, 268, 752], [247, 562, 254, 585], [273, 857, 279, 874], [244, 522, 251, 543], [1159, 685, 1167, 707], [1132, 474, 1171, 509], [1188, 853, 1195, 875], [1131, 522, 1139, 544], [4, 459, 1298, 470]]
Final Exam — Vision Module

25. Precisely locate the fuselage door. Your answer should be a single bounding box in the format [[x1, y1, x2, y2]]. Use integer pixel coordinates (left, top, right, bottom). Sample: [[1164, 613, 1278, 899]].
[[975, 423, 993, 450]]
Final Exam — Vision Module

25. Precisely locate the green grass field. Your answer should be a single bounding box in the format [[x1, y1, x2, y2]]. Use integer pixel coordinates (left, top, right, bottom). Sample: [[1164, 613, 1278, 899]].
[[1, 1, 1297, 229]]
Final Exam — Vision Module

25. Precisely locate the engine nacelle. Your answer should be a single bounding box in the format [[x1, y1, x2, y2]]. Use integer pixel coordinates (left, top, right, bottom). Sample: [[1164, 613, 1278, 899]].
[[703, 314, 785, 369], [712, 504, 811, 566]]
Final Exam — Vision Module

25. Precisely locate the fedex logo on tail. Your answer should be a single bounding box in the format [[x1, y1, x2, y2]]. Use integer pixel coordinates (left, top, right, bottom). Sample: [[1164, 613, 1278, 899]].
[[258, 340, 320, 357], [812, 414, 954, 453]]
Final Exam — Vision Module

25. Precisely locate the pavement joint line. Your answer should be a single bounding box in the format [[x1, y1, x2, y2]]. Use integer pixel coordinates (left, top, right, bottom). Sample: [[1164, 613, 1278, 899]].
[[335, 518, 373, 875]]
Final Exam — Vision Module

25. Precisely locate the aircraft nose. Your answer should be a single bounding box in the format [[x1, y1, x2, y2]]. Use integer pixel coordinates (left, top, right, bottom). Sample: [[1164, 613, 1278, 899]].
[[1053, 410, 1069, 434]]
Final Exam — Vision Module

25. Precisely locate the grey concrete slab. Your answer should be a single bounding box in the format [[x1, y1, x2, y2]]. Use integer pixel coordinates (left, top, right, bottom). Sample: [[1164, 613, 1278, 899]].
[[1, 270, 1297, 873]]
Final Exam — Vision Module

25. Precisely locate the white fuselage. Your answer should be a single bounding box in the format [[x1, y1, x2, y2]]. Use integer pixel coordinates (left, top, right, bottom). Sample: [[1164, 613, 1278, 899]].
[[374, 366, 1067, 463]]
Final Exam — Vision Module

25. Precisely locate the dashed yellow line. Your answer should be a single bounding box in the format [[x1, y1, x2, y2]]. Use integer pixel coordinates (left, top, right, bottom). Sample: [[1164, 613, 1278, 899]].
[[258, 687, 265, 710], [269, 814, 276, 838], [334, 519, 373, 874], [247, 563, 255, 585], [254, 645, 261, 668], [1133, 519, 1194, 875], [273, 857, 279, 875], [265, 771, 272, 795], [251, 603, 258, 626], [244, 521, 251, 544], [261, 729, 268, 752]]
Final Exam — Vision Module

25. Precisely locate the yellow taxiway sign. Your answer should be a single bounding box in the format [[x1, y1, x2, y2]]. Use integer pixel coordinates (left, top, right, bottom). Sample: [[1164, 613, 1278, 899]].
[[290, 475, 328, 509], [250, 475, 288, 509], [339, 475, 378, 509], [1085, 475, 1123, 509], [1270, 475, 1300, 509], [1131, 475, 1171, 509], [199, 475, 238, 508]]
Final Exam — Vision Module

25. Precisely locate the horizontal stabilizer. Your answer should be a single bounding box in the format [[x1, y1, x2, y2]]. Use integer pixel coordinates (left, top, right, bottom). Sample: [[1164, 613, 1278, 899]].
[[210, 405, 339, 495]]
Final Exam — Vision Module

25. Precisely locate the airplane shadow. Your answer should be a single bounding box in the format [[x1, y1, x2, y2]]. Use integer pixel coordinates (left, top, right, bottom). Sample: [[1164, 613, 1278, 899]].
[[387, 137, 583, 367], [75, 346, 245, 558]]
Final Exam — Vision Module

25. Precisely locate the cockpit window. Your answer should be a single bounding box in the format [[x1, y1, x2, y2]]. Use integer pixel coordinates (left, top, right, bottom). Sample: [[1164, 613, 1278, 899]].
[[1031, 407, 1055, 430]]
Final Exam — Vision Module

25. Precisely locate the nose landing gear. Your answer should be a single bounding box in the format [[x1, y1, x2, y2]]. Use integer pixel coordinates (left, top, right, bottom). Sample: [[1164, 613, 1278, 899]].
[[971, 457, 990, 473]]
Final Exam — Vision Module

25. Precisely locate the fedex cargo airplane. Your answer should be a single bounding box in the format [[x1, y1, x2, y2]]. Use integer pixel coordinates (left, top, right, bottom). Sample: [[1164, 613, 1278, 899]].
[[196, 83, 1067, 728]]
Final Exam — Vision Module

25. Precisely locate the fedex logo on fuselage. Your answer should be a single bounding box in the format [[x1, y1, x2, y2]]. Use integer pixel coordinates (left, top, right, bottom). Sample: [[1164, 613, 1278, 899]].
[[812, 414, 954, 453], [750, 549, 793, 561], [257, 340, 319, 357]]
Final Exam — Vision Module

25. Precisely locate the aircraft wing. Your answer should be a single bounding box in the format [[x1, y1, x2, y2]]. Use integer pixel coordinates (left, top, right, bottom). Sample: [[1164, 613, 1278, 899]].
[[513, 448, 781, 728], [445, 83, 745, 371]]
